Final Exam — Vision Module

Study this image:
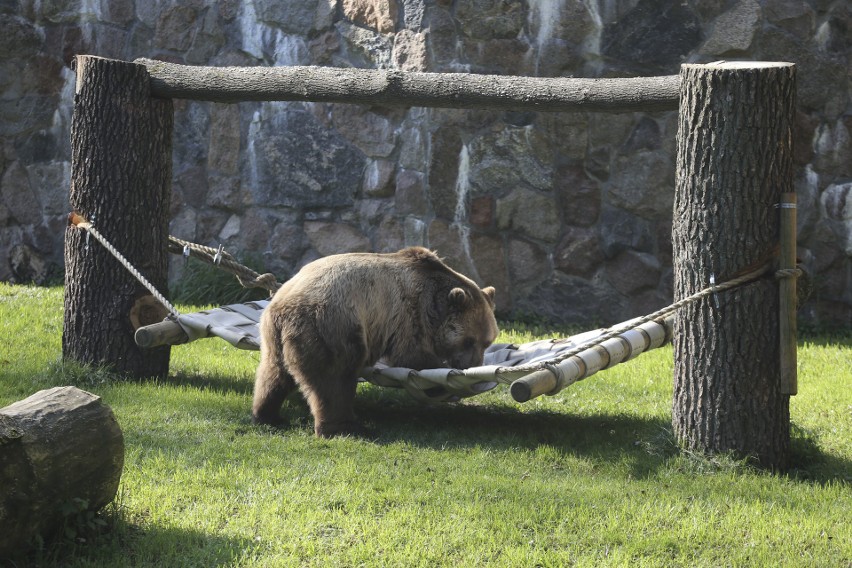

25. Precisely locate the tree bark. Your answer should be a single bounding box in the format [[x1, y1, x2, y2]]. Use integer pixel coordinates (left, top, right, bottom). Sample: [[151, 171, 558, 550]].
[[672, 62, 795, 469], [135, 58, 680, 113], [0, 387, 124, 556], [63, 56, 173, 378]]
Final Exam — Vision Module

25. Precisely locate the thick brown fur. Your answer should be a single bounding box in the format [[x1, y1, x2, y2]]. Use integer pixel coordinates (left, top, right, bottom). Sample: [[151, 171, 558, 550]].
[[252, 247, 499, 437]]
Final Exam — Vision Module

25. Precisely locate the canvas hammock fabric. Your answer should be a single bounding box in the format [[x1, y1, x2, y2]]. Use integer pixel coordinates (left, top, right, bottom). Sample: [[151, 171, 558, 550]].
[[151, 300, 674, 403]]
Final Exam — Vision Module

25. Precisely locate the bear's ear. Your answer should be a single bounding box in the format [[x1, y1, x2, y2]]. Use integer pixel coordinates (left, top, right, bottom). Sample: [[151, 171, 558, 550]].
[[481, 286, 496, 309], [448, 287, 469, 309]]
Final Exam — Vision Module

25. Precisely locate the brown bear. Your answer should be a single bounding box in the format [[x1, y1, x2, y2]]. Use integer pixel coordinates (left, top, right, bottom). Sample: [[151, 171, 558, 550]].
[[252, 246, 499, 437]]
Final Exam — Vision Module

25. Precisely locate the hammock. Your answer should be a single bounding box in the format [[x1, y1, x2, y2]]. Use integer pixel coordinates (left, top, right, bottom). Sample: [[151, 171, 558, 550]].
[[135, 302, 674, 403], [67, 212, 770, 404]]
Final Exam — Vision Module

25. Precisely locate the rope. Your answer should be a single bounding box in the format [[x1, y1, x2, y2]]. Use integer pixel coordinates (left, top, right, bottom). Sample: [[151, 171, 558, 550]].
[[774, 268, 802, 279], [500, 262, 778, 376], [168, 236, 281, 293], [68, 213, 180, 318]]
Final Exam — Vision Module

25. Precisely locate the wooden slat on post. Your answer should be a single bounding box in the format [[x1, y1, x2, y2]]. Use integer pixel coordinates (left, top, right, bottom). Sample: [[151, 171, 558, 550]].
[[63, 56, 173, 378], [779, 193, 798, 395], [672, 61, 795, 470]]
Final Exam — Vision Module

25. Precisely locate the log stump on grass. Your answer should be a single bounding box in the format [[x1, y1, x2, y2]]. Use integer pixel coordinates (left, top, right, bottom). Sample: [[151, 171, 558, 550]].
[[672, 61, 796, 470], [0, 386, 124, 556]]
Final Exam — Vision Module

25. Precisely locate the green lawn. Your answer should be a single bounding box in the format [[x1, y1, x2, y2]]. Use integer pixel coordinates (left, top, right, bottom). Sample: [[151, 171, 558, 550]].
[[1, 283, 850, 567]]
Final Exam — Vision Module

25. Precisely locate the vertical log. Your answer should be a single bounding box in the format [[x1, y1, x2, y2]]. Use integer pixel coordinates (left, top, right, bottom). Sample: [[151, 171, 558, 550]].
[[63, 56, 173, 378], [672, 62, 795, 469]]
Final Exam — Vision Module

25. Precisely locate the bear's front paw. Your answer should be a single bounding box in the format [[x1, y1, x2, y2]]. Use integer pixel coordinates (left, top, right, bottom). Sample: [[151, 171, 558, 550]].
[[315, 420, 373, 439], [252, 411, 286, 427]]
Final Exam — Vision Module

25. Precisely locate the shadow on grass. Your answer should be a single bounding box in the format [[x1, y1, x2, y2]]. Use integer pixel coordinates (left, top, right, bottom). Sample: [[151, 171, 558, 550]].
[[167, 371, 255, 397], [160, 372, 851, 485], [1, 518, 254, 568], [353, 395, 674, 478], [352, 392, 852, 484]]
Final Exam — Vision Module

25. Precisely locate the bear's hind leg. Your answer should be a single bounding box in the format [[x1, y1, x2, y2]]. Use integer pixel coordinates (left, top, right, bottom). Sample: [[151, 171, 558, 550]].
[[252, 354, 296, 426], [297, 371, 364, 438]]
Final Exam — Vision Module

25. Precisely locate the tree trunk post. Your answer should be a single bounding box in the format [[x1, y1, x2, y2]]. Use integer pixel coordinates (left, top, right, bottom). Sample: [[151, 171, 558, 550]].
[[672, 62, 795, 469], [63, 56, 173, 378]]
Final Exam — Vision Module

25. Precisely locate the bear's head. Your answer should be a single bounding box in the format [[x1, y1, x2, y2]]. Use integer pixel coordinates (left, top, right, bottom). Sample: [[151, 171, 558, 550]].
[[435, 285, 498, 369]]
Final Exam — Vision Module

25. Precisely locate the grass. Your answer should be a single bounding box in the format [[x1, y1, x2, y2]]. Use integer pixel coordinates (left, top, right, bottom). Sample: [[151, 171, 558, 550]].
[[1, 282, 850, 567]]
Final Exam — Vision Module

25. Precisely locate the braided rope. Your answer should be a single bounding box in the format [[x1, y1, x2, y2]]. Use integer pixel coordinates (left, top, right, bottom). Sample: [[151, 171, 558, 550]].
[[168, 236, 281, 293], [72, 217, 181, 318], [500, 262, 776, 376], [774, 268, 802, 279]]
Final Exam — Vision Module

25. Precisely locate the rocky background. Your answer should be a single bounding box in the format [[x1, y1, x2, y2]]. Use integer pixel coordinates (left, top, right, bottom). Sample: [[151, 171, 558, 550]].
[[1, 0, 849, 326]]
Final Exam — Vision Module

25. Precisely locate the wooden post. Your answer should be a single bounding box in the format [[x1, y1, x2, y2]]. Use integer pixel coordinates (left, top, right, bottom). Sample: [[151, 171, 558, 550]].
[[672, 62, 795, 469], [63, 56, 173, 378], [779, 193, 798, 395]]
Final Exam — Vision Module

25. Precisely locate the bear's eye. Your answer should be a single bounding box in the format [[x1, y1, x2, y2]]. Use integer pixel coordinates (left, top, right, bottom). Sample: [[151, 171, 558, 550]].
[[462, 337, 475, 350]]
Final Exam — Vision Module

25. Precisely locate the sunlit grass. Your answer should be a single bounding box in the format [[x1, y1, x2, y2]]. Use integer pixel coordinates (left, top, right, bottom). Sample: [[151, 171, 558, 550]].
[[1, 282, 849, 567]]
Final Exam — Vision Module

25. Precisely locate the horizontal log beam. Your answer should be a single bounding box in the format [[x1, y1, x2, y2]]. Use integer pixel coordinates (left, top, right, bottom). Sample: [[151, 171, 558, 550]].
[[135, 58, 680, 113]]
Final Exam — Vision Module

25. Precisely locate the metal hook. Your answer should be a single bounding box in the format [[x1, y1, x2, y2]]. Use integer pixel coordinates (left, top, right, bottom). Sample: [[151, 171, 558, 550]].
[[85, 214, 95, 252], [710, 273, 720, 309], [213, 244, 224, 265]]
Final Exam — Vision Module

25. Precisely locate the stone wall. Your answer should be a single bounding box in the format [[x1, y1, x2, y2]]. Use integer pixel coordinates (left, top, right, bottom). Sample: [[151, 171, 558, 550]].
[[1, 0, 849, 326]]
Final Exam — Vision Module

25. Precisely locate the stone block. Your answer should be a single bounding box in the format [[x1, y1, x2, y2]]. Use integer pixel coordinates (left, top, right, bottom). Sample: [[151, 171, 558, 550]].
[[332, 105, 399, 159], [363, 159, 396, 197], [507, 238, 549, 295], [469, 195, 494, 229], [343, 0, 398, 34], [374, 216, 405, 253], [395, 169, 428, 215], [255, 0, 324, 35], [154, 5, 199, 52], [392, 29, 427, 71], [554, 227, 601, 278], [208, 103, 241, 176], [699, 0, 761, 55], [400, 0, 426, 30], [604, 250, 662, 296], [468, 127, 553, 195], [0, 162, 41, 225], [456, 0, 523, 40], [607, 152, 675, 218], [601, 0, 702, 74], [821, 182, 852, 255], [304, 221, 371, 256], [496, 188, 560, 243], [598, 206, 654, 258], [336, 21, 393, 68], [765, 0, 815, 39], [516, 272, 628, 325], [470, 232, 509, 294], [427, 128, 463, 219], [556, 164, 601, 228], [248, 107, 364, 209], [463, 38, 531, 75]]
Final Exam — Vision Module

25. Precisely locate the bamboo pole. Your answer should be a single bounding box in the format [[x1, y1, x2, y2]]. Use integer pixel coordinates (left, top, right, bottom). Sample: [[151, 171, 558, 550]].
[[135, 320, 189, 349], [510, 317, 673, 402], [779, 193, 798, 395]]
